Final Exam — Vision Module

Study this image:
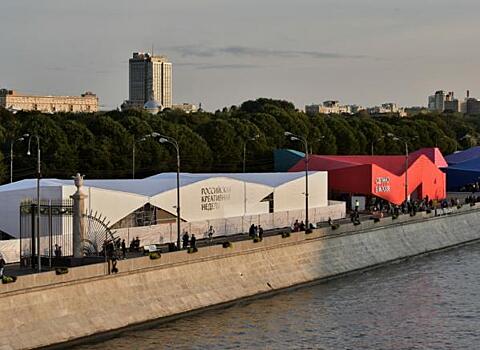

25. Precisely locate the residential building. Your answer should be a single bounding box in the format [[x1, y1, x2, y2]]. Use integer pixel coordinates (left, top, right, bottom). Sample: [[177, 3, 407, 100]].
[[443, 91, 460, 112], [123, 52, 172, 110], [172, 103, 198, 114], [305, 101, 351, 116], [428, 90, 446, 111], [347, 105, 365, 114], [0, 89, 98, 113], [367, 103, 406, 117], [466, 98, 480, 115]]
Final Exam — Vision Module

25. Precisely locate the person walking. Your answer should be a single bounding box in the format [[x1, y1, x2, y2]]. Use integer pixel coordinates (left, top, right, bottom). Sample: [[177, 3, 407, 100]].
[[258, 225, 264, 240], [355, 199, 360, 212], [0, 253, 5, 278], [121, 239, 127, 259], [208, 226, 215, 244], [182, 231, 190, 249], [190, 234, 197, 249], [249, 224, 255, 238]]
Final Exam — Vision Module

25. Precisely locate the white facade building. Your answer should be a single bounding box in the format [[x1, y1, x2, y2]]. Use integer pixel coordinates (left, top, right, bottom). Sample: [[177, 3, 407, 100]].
[[367, 103, 407, 117], [305, 101, 352, 116]]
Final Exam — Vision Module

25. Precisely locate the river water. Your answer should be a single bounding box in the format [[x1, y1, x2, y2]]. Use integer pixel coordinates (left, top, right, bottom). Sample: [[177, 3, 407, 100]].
[[72, 244, 480, 350]]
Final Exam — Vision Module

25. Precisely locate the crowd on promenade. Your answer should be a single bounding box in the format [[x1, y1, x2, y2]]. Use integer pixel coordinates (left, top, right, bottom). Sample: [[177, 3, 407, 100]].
[[364, 194, 480, 221], [459, 181, 480, 193]]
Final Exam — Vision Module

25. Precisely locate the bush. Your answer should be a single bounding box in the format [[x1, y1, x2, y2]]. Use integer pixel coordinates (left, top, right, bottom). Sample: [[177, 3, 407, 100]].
[[253, 237, 263, 243], [305, 228, 313, 234], [281, 232, 291, 238], [149, 252, 161, 260], [55, 267, 68, 275], [222, 241, 232, 248], [1, 275, 17, 284], [457, 205, 462, 209], [392, 214, 398, 220], [187, 247, 198, 254], [331, 223, 340, 230]]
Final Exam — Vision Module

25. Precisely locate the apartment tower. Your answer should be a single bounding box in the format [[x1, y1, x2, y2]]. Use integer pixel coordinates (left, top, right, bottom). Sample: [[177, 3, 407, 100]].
[[127, 52, 172, 109]]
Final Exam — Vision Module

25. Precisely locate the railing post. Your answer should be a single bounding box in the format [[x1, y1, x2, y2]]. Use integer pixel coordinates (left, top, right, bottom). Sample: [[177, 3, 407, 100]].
[[49, 200, 52, 268], [31, 203, 36, 269]]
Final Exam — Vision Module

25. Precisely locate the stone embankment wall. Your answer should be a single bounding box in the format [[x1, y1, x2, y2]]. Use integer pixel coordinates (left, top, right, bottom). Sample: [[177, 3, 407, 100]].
[[1, 206, 480, 350]]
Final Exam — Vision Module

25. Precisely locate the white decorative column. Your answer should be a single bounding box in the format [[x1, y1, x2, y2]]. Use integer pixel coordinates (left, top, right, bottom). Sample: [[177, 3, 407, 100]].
[[71, 173, 88, 258]]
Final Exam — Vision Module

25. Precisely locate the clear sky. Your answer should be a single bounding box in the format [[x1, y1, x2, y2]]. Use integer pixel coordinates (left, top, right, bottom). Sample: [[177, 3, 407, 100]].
[[1, 0, 480, 111]]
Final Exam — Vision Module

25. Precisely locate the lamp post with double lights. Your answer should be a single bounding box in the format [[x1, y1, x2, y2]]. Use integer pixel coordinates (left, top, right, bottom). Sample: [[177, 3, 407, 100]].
[[158, 135, 181, 249], [371, 135, 386, 156], [27, 135, 41, 272], [9, 133, 29, 183], [284, 131, 310, 232], [387, 133, 417, 204]]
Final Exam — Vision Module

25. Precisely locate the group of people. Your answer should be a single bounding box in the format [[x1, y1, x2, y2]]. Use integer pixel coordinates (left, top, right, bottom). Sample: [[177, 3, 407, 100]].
[[292, 220, 306, 232], [365, 194, 477, 219], [460, 181, 480, 193], [464, 195, 480, 205], [248, 224, 264, 239], [182, 231, 197, 249], [292, 220, 316, 232], [129, 237, 141, 252]]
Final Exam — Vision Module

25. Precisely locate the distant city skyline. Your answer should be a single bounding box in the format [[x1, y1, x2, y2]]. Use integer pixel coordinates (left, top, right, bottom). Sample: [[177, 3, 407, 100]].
[[2, 0, 480, 111]]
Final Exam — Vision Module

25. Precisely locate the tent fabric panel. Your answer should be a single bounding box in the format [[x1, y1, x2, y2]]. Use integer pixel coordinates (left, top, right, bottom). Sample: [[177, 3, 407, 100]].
[[445, 146, 480, 165], [445, 168, 480, 191]]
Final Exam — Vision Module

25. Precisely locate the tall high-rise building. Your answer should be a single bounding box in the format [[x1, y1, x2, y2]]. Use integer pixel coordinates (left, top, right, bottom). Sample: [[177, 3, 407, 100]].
[[124, 52, 172, 110], [428, 90, 446, 112]]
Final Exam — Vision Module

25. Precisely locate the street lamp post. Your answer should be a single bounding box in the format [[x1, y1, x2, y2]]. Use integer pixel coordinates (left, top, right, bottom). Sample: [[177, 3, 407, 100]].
[[243, 134, 260, 173], [387, 133, 417, 204], [132, 132, 161, 179], [158, 135, 181, 249], [371, 135, 385, 156], [285, 132, 310, 231], [9, 134, 29, 183], [27, 135, 41, 272], [242, 134, 260, 222]]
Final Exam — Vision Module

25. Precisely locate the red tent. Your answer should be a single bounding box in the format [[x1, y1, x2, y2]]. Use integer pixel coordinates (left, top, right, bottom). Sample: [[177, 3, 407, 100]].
[[289, 148, 446, 205]]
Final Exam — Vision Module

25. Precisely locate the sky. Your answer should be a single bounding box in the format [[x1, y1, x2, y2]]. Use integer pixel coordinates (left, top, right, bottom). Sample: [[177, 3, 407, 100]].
[[1, 0, 480, 111]]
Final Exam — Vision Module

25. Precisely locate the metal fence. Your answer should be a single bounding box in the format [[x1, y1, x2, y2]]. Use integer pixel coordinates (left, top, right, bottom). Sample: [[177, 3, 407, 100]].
[[114, 201, 347, 246], [20, 199, 73, 267]]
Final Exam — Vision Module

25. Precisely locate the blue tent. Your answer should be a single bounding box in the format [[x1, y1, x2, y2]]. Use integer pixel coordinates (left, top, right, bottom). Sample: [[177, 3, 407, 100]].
[[444, 147, 480, 190]]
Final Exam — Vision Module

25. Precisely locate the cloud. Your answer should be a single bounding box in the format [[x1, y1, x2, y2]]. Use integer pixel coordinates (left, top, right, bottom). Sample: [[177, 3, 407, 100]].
[[170, 45, 367, 60], [176, 62, 261, 70]]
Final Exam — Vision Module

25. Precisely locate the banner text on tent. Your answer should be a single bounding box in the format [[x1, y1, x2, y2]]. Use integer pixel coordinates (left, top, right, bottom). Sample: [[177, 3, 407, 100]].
[[201, 186, 232, 211]]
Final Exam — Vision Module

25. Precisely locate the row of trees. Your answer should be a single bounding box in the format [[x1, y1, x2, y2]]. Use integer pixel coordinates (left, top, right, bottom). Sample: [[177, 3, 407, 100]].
[[0, 98, 478, 183]]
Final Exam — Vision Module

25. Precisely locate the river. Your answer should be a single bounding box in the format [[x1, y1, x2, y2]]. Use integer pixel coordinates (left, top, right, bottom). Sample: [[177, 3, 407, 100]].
[[72, 243, 480, 349]]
